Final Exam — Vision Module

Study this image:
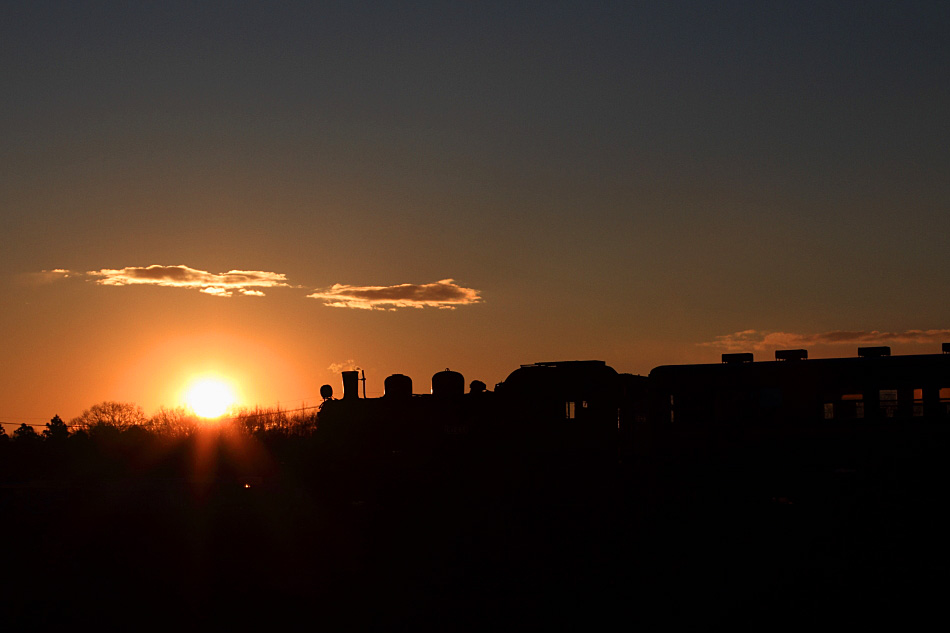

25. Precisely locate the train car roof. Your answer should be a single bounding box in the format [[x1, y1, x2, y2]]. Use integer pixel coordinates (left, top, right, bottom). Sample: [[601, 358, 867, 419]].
[[649, 352, 950, 387], [502, 360, 621, 395]]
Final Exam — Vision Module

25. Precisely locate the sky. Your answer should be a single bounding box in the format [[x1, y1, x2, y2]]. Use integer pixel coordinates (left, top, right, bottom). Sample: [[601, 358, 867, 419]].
[[2, 1, 949, 424]]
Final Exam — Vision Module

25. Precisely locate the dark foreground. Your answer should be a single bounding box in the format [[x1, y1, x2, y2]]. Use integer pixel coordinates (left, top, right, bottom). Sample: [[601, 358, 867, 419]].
[[4, 426, 949, 631]]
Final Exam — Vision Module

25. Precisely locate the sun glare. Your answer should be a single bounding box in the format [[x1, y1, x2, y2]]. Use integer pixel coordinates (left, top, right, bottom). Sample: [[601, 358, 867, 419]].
[[184, 377, 238, 418]]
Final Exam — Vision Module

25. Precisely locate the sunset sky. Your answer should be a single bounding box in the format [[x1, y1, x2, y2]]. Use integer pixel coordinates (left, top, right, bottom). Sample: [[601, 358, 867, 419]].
[[2, 1, 949, 424]]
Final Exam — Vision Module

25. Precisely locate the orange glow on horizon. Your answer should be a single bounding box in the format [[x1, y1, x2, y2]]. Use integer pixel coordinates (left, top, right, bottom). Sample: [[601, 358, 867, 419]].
[[109, 332, 315, 420]]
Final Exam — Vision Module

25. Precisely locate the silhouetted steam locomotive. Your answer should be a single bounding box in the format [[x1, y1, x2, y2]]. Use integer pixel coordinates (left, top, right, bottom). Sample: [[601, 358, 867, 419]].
[[317, 345, 950, 458]]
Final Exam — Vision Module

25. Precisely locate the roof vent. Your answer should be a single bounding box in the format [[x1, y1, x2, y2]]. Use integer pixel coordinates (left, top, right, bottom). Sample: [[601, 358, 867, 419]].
[[858, 346, 891, 358], [722, 353, 753, 364], [775, 349, 807, 361]]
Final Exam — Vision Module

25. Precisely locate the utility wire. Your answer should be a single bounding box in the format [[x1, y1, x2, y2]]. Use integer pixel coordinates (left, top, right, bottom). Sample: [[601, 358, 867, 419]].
[[223, 403, 322, 420]]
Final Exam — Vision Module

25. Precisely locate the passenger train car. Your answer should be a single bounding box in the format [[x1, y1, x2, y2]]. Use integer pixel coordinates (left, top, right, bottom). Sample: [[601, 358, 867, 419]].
[[650, 345, 950, 427], [316, 345, 950, 459]]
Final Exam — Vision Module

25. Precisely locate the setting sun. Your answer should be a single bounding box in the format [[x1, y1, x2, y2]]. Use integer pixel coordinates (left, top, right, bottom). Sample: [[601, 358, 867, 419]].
[[184, 377, 239, 418]]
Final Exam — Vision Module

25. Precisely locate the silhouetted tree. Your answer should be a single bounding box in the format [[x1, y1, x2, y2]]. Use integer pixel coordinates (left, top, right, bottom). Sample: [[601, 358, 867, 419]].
[[148, 406, 198, 437], [232, 406, 284, 436], [43, 414, 70, 442], [70, 401, 147, 430], [13, 423, 39, 443], [230, 405, 318, 437], [0, 424, 9, 444]]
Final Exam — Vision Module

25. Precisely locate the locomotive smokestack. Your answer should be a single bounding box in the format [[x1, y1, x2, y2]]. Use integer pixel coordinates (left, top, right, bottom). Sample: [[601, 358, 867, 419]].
[[342, 370, 360, 400]]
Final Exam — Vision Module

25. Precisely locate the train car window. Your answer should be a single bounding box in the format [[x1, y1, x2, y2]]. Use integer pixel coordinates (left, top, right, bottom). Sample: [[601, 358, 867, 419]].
[[879, 389, 898, 418], [565, 401, 575, 420], [913, 388, 924, 417], [940, 388, 950, 416], [841, 394, 864, 419]]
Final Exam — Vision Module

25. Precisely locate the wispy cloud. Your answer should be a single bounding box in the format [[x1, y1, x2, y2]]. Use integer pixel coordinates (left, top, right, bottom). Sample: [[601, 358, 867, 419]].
[[702, 329, 950, 352], [23, 269, 75, 284], [87, 265, 289, 297], [308, 279, 482, 310]]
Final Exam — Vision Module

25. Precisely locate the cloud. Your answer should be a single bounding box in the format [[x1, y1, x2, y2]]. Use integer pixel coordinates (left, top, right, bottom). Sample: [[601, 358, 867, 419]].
[[307, 279, 482, 310], [701, 329, 950, 352], [87, 265, 289, 297], [22, 269, 75, 284], [200, 287, 231, 297]]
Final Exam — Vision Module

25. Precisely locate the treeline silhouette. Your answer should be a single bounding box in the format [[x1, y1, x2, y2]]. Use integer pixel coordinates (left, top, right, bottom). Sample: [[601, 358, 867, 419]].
[[1, 402, 321, 484], [1, 401, 352, 628]]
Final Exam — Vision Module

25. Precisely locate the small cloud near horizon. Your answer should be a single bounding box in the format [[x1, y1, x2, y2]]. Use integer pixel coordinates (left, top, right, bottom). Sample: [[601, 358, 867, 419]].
[[308, 279, 482, 310], [86, 265, 289, 297], [702, 328, 950, 352]]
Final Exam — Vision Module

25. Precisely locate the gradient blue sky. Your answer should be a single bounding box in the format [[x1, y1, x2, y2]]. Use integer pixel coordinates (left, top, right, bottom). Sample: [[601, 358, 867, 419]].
[[2, 1, 949, 422]]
